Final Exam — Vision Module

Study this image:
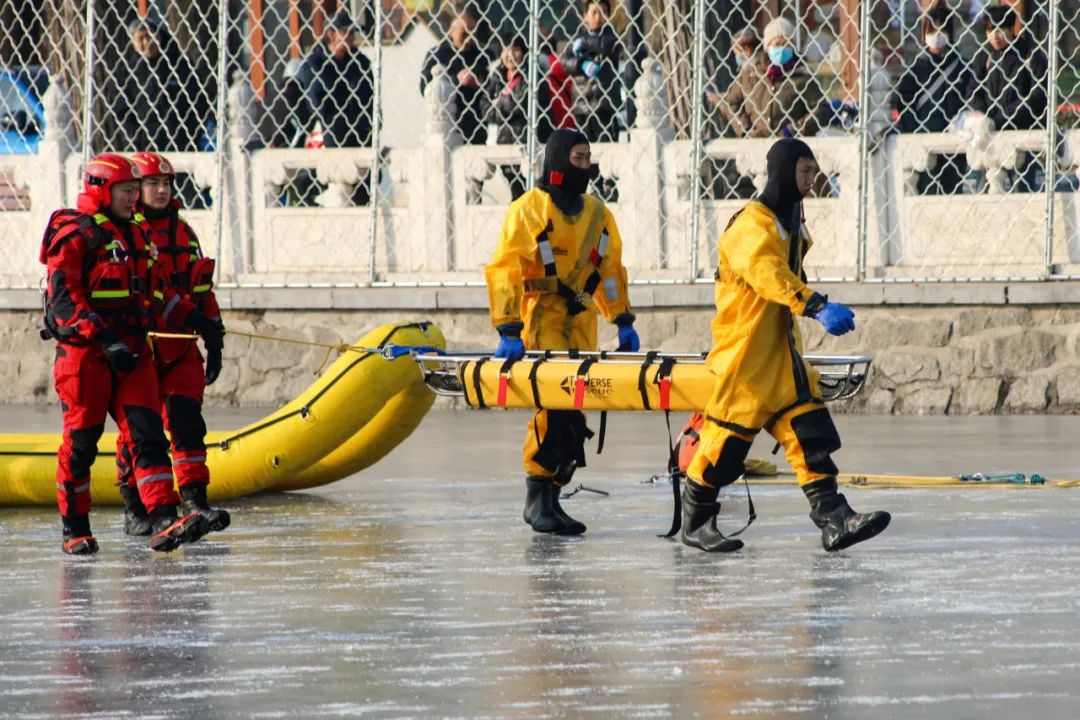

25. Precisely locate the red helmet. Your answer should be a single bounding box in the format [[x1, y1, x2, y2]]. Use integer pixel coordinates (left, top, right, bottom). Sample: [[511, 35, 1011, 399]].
[[83, 153, 141, 208], [131, 151, 176, 179]]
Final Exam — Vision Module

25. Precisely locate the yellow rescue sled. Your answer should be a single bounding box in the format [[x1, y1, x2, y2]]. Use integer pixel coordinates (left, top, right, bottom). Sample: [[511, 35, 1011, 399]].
[[417, 350, 872, 411]]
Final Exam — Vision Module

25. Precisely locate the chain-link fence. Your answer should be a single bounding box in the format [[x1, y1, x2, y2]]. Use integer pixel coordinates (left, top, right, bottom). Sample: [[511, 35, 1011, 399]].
[[2, 0, 1080, 289]]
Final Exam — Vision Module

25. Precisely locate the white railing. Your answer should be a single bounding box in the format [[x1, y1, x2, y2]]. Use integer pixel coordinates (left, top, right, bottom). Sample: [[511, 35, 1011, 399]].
[[4, 75, 1080, 289]]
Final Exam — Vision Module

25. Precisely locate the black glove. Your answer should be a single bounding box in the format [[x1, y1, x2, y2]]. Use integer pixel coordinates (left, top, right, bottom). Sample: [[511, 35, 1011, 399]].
[[204, 344, 222, 385], [103, 341, 139, 373], [186, 310, 224, 350]]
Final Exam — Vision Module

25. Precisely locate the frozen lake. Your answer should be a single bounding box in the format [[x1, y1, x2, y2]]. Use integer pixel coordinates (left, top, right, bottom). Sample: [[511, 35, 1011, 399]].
[[1, 407, 1079, 719]]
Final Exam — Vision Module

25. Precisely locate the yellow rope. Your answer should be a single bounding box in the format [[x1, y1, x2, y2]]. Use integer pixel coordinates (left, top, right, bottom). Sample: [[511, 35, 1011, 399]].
[[749, 472, 1080, 489], [150, 329, 354, 352], [839, 473, 1078, 489], [148, 330, 368, 374]]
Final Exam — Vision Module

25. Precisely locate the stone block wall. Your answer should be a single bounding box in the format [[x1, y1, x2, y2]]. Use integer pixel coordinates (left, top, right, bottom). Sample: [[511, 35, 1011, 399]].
[[4, 301, 1080, 415]]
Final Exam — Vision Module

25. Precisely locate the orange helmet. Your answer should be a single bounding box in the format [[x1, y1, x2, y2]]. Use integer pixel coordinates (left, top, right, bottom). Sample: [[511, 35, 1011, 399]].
[[83, 154, 141, 208], [131, 151, 176, 179]]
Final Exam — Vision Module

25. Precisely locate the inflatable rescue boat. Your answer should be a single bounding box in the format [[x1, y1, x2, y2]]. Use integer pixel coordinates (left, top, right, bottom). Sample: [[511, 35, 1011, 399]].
[[0, 322, 445, 506]]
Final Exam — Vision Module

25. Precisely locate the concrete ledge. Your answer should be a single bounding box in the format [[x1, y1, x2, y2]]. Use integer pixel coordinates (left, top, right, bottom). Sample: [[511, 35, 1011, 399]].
[[0, 290, 41, 310], [0, 281, 1074, 312]]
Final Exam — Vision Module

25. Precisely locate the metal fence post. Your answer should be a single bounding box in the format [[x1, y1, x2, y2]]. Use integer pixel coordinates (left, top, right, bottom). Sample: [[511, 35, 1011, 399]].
[[81, 0, 96, 162], [1044, 0, 1060, 279], [368, 0, 384, 284], [854, 0, 872, 281], [688, 0, 707, 282], [526, 0, 540, 187], [213, 0, 229, 284]]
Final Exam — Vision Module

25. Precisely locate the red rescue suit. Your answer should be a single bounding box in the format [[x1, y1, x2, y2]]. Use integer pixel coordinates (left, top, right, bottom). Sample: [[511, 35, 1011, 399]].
[[42, 193, 195, 519], [116, 199, 220, 492]]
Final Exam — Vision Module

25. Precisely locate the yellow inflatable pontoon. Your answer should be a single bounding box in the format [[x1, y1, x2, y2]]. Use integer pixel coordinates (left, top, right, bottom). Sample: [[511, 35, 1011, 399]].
[[0, 322, 444, 507]]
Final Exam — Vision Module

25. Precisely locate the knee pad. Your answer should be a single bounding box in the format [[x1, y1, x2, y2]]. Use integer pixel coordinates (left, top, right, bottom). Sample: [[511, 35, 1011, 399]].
[[68, 424, 105, 477], [121, 405, 171, 468], [790, 408, 842, 476], [164, 395, 207, 451], [699, 434, 753, 488]]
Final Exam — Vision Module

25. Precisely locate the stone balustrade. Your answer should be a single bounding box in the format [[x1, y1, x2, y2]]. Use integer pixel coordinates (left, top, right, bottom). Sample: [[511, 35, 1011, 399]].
[[3, 73, 1080, 289]]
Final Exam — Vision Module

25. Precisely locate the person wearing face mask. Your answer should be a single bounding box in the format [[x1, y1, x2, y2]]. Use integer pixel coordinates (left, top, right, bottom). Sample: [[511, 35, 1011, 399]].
[[679, 138, 890, 553], [714, 27, 766, 138], [485, 129, 638, 536], [724, 17, 825, 139], [894, 2, 970, 194], [966, 4, 1048, 190]]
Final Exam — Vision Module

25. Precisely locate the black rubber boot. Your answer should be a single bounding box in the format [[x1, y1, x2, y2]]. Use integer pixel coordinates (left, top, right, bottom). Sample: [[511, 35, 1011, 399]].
[[119, 484, 152, 536], [549, 480, 586, 535], [180, 483, 231, 532], [803, 477, 891, 552], [148, 504, 210, 553], [523, 476, 586, 535], [61, 514, 99, 556], [679, 480, 743, 553]]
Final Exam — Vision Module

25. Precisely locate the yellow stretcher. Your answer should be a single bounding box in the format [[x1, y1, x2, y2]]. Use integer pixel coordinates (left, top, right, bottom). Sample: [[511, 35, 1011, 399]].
[[411, 351, 1078, 490], [417, 350, 873, 411]]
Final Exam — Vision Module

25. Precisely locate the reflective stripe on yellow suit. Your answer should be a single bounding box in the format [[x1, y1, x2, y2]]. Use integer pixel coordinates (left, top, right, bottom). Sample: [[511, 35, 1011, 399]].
[[687, 200, 842, 489], [485, 188, 631, 478]]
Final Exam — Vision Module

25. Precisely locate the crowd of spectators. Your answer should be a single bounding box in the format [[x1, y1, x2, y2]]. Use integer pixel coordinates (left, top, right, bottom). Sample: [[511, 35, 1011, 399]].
[[114, 1, 1061, 200]]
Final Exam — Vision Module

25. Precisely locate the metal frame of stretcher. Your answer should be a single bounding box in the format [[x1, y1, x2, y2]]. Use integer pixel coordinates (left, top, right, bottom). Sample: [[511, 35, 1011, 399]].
[[412, 351, 873, 404]]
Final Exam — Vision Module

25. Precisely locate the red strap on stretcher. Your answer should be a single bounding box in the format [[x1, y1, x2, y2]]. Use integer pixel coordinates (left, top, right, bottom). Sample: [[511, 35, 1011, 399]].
[[497, 374, 509, 406], [496, 357, 516, 407], [571, 356, 599, 410], [656, 357, 677, 412], [574, 375, 587, 409]]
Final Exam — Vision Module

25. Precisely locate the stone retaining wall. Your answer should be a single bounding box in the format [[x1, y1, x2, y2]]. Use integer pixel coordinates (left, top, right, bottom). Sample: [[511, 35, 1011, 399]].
[[4, 303, 1080, 415]]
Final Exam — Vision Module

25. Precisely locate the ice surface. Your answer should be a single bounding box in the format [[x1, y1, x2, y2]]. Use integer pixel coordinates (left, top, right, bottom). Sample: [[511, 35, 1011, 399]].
[[1, 408, 1079, 718]]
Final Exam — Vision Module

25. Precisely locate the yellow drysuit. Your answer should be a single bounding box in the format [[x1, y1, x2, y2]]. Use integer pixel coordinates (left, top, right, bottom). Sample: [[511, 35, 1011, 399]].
[[687, 200, 841, 489], [485, 188, 632, 480]]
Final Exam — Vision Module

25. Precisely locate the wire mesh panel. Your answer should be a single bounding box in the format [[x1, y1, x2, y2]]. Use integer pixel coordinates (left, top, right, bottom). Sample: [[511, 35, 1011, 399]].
[[671, 1, 865, 281], [1052, 0, 1080, 276], [437, 0, 687, 283], [223, 0, 380, 285], [0, 0, 85, 288], [870, 0, 1054, 280], [4, 1, 1080, 289]]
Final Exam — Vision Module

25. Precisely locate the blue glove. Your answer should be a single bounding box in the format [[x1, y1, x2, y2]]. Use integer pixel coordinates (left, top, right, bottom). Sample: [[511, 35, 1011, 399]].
[[494, 323, 525, 360], [614, 313, 640, 351], [814, 302, 856, 336], [581, 60, 601, 79], [571, 38, 584, 56]]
